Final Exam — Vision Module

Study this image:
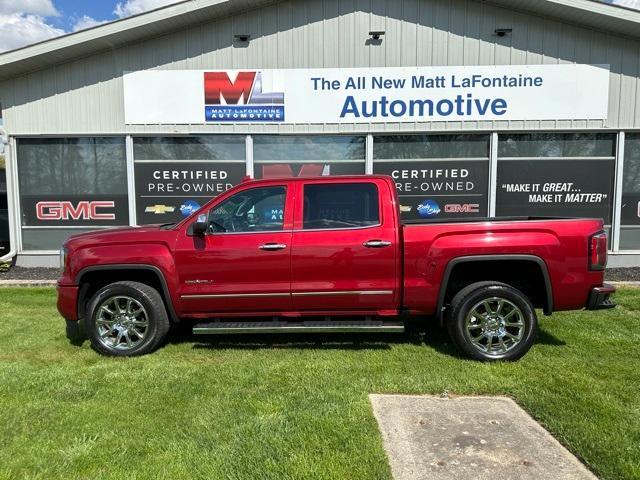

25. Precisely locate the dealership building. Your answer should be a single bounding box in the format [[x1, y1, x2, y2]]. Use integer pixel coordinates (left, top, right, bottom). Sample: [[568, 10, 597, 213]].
[[0, 0, 639, 267]]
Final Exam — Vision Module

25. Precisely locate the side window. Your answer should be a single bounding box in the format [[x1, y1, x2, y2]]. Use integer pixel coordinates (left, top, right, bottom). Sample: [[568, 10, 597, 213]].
[[303, 183, 379, 230], [208, 186, 286, 233]]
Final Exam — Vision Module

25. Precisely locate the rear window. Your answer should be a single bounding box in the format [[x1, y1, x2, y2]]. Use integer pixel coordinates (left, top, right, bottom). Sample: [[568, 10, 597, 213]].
[[303, 183, 379, 230]]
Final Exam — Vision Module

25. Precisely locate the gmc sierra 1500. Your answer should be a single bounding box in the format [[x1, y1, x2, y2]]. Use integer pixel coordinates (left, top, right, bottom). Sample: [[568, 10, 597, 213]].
[[57, 175, 615, 360]]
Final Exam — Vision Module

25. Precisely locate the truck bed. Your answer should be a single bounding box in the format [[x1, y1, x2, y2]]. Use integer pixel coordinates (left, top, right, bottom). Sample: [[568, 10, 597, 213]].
[[401, 216, 606, 314], [402, 216, 581, 226]]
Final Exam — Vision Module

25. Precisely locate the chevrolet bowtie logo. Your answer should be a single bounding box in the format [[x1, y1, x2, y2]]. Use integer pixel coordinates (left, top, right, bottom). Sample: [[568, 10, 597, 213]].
[[145, 205, 175, 214]]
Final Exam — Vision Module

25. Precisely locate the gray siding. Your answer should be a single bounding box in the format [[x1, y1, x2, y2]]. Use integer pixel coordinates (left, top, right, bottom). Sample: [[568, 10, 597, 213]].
[[1, 0, 639, 135]]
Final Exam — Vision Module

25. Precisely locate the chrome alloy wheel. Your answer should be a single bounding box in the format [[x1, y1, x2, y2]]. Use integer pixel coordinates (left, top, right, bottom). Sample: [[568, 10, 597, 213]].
[[94, 296, 149, 351], [464, 297, 525, 357]]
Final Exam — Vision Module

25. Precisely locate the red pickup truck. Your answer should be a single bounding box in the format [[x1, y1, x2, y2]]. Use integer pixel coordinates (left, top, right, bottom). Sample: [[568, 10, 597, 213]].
[[57, 175, 614, 361]]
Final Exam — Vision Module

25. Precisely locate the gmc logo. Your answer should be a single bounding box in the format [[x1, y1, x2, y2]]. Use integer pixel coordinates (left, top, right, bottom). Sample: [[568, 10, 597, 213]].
[[444, 203, 480, 213], [36, 201, 116, 221]]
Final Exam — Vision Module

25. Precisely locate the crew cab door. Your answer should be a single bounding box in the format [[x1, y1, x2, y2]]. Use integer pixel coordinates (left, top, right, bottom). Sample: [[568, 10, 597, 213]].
[[290, 179, 399, 312], [174, 183, 293, 313]]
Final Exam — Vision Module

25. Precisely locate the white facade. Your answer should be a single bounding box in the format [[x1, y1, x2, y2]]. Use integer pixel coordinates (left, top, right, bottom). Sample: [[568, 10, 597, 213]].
[[0, 0, 639, 266]]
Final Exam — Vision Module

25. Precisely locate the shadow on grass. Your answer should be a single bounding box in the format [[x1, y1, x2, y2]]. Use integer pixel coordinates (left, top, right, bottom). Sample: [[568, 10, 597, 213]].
[[165, 321, 566, 357]]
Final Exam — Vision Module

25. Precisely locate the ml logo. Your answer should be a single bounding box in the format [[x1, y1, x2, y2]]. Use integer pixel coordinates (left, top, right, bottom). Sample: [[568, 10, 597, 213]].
[[203, 71, 285, 123]]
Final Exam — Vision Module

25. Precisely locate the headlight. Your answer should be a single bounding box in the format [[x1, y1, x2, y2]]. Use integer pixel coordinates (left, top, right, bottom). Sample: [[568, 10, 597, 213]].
[[59, 246, 67, 273]]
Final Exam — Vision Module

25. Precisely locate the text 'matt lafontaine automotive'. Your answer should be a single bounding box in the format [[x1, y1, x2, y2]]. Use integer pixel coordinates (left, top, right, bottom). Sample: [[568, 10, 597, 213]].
[[57, 175, 615, 361]]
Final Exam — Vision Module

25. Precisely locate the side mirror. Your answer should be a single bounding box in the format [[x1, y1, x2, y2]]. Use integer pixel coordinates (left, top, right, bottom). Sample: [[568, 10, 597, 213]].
[[192, 214, 208, 236]]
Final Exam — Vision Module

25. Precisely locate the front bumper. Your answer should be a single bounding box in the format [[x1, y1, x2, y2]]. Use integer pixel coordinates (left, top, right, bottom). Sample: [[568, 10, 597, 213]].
[[57, 284, 79, 321], [586, 283, 616, 310]]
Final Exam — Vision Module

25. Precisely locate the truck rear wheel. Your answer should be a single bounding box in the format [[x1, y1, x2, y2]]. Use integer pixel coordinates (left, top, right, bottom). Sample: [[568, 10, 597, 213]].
[[446, 281, 538, 361], [86, 281, 170, 357]]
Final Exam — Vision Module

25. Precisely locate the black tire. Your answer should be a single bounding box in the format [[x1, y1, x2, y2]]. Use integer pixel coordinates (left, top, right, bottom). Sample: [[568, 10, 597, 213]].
[[446, 281, 538, 361], [86, 281, 170, 357]]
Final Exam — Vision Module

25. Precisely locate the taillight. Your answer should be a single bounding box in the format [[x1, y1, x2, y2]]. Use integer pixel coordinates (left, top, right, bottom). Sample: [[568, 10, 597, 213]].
[[589, 231, 607, 271]]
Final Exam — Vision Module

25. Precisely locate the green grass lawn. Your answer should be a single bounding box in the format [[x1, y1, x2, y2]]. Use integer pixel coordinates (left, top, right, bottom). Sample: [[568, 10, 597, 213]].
[[0, 287, 639, 480]]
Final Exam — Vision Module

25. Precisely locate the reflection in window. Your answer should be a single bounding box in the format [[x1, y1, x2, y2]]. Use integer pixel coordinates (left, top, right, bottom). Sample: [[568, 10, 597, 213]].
[[133, 136, 245, 161], [18, 137, 127, 195], [496, 133, 615, 235], [17, 137, 129, 250], [374, 134, 489, 159], [208, 186, 285, 233], [253, 135, 365, 179], [372, 134, 490, 220], [498, 133, 616, 158], [620, 133, 640, 250], [303, 183, 379, 230]]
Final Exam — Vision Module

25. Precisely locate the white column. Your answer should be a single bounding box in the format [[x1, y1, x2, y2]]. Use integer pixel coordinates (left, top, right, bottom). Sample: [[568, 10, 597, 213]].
[[125, 135, 137, 226], [488, 132, 498, 217], [365, 134, 373, 174], [0, 132, 19, 259], [245, 134, 254, 178], [612, 131, 625, 252]]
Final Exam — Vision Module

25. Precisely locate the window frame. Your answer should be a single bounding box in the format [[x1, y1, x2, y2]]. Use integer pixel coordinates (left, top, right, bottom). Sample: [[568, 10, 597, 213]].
[[297, 181, 382, 232], [203, 184, 289, 235]]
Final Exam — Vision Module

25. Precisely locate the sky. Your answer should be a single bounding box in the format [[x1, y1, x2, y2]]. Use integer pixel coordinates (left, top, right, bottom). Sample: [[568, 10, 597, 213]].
[[0, 0, 639, 53]]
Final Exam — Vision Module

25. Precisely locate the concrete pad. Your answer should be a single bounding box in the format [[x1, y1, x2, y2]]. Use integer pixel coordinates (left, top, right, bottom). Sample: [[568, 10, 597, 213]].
[[370, 394, 596, 480]]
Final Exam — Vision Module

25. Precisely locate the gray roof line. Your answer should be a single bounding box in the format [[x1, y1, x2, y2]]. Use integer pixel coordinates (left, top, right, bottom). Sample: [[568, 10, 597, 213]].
[[0, 0, 639, 81]]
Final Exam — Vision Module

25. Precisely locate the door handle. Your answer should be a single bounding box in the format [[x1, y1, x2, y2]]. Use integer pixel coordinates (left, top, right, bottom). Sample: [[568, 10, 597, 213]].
[[363, 240, 392, 248], [259, 243, 287, 251]]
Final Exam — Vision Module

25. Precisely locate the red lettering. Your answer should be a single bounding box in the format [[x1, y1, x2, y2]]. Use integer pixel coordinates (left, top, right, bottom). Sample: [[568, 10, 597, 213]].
[[444, 203, 480, 213], [35, 201, 116, 221], [63, 202, 91, 220], [204, 71, 256, 104], [90, 201, 116, 220], [36, 201, 61, 220]]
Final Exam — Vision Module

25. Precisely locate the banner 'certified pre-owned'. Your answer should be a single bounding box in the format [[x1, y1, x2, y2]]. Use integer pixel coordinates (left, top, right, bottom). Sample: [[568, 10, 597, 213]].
[[134, 162, 245, 225], [374, 161, 489, 220]]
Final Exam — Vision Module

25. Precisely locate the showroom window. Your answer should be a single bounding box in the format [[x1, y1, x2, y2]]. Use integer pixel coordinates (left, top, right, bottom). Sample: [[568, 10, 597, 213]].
[[496, 134, 616, 237], [620, 133, 640, 250], [372, 134, 490, 220], [17, 137, 128, 251], [253, 135, 365, 179], [133, 136, 246, 225]]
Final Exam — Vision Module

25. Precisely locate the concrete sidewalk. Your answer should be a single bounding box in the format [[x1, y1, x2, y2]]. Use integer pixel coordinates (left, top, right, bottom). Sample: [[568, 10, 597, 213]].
[[0, 279, 57, 287], [370, 394, 597, 480]]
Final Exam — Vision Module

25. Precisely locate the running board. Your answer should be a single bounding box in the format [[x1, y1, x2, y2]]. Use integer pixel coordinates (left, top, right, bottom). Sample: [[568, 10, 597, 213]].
[[192, 320, 405, 335]]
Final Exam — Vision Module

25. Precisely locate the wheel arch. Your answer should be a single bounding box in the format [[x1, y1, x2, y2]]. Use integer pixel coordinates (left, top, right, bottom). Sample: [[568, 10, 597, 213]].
[[76, 264, 179, 323], [436, 254, 553, 325]]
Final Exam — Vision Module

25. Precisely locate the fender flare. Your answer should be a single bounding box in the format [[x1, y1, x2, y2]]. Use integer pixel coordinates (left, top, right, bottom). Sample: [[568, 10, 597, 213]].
[[76, 264, 179, 323], [436, 254, 553, 323]]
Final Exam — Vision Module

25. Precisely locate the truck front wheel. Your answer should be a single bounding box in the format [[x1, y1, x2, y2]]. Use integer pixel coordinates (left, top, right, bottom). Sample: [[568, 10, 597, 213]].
[[446, 281, 538, 361], [86, 281, 170, 357]]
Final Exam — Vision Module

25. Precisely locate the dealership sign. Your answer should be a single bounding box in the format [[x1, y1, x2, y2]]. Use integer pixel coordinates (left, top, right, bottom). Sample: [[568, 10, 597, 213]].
[[374, 161, 489, 220], [133, 162, 245, 224], [21, 195, 129, 227], [123, 64, 609, 124]]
